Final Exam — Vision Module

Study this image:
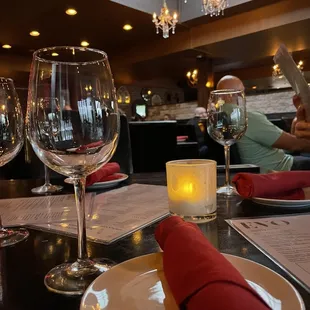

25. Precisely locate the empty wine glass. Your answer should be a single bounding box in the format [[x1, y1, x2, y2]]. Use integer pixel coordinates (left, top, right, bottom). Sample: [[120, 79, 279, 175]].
[[207, 89, 247, 196], [31, 165, 63, 194], [27, 46, 119, 295], [0, 77, 29, 247]]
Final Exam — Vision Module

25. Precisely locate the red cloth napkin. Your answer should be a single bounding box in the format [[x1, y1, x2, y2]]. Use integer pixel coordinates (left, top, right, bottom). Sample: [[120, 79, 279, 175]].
[[76, 141, 104, 153], [233, 171, 310, 200], [177, 136, 188, 141], [86, 162, 120, 186], [155, 216, 271, 310]]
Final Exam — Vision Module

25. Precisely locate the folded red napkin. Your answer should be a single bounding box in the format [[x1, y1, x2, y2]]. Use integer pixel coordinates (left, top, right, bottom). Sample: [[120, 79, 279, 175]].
[[155, 216, 270, 310], [177, 136, 188, 141], [76, 141, 104, 153], [86, 162, 120, 186], [233, 171, 310, 200]]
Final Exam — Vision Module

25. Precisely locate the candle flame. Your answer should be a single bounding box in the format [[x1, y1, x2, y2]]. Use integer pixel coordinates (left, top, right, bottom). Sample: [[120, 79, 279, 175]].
[[183, 183, 194, 194]]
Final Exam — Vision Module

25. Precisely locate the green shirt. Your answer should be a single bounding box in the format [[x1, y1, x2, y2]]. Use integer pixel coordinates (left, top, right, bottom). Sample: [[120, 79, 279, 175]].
[[237, 111, 293, 172]]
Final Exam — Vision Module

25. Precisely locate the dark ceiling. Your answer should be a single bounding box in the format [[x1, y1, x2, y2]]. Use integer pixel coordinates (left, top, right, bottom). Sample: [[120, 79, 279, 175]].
[[0, 0, 172, 58]]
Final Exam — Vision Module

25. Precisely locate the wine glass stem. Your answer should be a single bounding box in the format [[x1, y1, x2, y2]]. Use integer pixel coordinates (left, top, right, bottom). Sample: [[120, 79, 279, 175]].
[[44, 165, 50, 186], [73, 177, 88, 260], [224, 145, 230, 188]]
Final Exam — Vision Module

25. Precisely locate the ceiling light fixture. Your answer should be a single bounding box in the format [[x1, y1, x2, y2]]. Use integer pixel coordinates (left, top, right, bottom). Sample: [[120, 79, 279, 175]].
[[123, 24, 133, 31], [80, 41, 89, 47], [272, 60, 304, 80], [30, 30, 40, 37], [252, 86, 257, 89], [52, 52, 59, 57], [66, 8, 77, 16], [152, 0, 178, 39], [202, 0, 228, 16], [2, 44, 12, 49]]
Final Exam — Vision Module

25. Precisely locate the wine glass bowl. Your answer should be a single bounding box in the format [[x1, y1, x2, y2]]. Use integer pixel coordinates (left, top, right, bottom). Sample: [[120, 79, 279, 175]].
[[208, 89, 247, 196], [0, 77, 29, 247], [27, 46, 119, 295]]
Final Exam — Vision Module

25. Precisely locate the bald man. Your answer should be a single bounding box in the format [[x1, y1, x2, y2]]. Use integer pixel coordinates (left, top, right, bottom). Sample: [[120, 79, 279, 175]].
[[187, 107, 208, 158], [217, 75, 310, 172]]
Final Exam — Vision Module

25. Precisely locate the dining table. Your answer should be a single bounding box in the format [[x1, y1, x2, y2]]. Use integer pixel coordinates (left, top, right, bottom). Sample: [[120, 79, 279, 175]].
[[0, 172, 309, 310]]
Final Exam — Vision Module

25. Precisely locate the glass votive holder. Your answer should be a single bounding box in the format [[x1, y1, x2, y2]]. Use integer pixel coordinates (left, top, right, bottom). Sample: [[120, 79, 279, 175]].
[[166, 159, 217, 223]]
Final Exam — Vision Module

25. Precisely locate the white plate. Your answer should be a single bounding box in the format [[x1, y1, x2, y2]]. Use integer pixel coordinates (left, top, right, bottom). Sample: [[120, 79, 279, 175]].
[[64, 173, 128, 189], [80, 253, 305, 310], [252, 197, 310, 208]]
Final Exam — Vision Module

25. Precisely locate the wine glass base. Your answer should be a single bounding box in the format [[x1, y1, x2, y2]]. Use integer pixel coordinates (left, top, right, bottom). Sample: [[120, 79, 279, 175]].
[[44, 258, 116, 296], [217, 185, 236, 196], [31, 184, 63, 195], [0, 228, 29, 248]]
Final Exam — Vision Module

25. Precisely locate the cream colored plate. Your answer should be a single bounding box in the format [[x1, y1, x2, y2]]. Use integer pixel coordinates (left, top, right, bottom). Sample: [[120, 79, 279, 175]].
[[80, 253, 305, 310], [252, 197, 310, 208], [64, 173, 128, 189]]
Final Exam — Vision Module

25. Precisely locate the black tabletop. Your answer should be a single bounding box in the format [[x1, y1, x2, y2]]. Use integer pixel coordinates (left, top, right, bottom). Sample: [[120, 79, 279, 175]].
[[0, 174, 309, 310]]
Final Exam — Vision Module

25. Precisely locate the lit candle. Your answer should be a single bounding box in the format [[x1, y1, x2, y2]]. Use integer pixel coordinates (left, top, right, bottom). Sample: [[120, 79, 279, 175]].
[[166, 160, 217, 223]]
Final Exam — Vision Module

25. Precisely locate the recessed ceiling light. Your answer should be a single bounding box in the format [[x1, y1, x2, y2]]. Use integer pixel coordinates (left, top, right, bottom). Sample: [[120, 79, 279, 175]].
[[66, 8, 77, 16], [80, 40, 89, 47], [123, 24, 133, 31], [30, 30, 40, 37], [2, 44, 11, 49], [52, 52, 59, 57]]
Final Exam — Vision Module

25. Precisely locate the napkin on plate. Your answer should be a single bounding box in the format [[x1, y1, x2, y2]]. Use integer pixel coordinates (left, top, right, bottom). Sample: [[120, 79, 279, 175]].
[[155, 216, 271, 310], [86, 162, 121, 186], [232, 171, 310, 200]]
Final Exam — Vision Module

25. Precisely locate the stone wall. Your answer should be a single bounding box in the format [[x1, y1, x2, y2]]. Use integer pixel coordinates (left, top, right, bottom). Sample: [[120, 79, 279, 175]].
[[246, 90, 295, 114], [147, 101, 198, 120], [146, 89, 297, 120]]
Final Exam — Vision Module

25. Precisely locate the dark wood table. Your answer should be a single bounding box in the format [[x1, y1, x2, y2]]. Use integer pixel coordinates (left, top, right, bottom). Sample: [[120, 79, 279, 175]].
[[0, 174, 309, 310]]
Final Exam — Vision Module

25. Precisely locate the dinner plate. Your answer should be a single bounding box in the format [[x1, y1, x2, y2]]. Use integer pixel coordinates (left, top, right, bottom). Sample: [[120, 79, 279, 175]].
[[252, 197, 310, 208], [80, 253, 305, 310], [64, 173, 128, 189]]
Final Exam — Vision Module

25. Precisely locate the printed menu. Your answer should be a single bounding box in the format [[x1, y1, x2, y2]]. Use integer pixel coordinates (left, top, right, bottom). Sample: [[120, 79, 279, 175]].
[[227, 214, 310, 292], [0, 194, 94, 226], [33, 184, 170, 244]]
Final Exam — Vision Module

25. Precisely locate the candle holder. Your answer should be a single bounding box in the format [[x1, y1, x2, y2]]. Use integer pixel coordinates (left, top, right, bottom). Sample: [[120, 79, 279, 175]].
[[166, 159, 217, 223]]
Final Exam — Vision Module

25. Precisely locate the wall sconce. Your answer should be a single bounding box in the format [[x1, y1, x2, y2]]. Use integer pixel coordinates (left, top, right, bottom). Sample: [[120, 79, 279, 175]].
[[187, 69, 198, 87]]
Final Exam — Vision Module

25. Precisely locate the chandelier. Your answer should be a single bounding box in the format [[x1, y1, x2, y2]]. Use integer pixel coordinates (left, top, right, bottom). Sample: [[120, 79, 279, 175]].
[[202, 0, 228, 16], [272, 60, 304, 80], [153, 0, 178, 39], [186, 69, 199, 87]]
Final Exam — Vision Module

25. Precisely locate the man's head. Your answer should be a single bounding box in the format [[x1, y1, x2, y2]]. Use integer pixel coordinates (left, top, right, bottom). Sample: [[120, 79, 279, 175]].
[[195, 107, 207, 118], [217, 75, 245, 91]]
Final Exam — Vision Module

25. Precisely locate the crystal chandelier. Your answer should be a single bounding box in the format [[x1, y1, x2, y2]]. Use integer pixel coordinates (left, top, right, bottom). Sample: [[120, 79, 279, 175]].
[[153, 0, 178, 39], [272, 60, 304, 80], [202, 0, 228, 16]]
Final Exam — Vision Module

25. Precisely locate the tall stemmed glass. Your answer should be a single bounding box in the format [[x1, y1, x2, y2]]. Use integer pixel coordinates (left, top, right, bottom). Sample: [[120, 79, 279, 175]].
[[27, 47, 119, 295], [31, 165, 63, 194], [0, 77, 29, 247], [207, 89, 247, 196]]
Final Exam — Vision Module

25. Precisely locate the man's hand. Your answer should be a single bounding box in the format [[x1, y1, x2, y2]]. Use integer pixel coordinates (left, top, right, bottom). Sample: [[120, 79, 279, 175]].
[[292, 95, 310, 139]]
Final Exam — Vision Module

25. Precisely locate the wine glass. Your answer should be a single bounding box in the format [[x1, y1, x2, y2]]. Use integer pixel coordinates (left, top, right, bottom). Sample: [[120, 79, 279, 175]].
[[207, 89, 247, 196], [31, 165, 63, 194], [27, 46, 120, 295], [31, 98, 63, 194], [0, 77, 29, 247]]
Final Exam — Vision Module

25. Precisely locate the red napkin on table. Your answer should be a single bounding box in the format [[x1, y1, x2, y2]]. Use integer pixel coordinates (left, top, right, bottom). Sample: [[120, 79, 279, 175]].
[[177, 136, 188, 141], [155, 216, 271, 310], [86, 162, 121, 186], [233, 171, 310, 200]]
